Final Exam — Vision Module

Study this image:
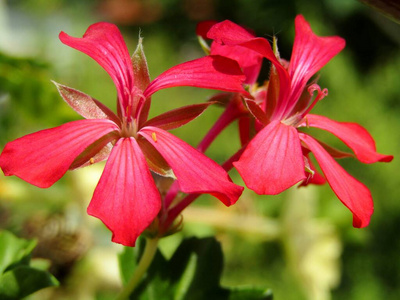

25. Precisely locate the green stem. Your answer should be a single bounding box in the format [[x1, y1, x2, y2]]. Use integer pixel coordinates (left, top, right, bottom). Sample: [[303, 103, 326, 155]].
[[115, 237, 159, 300]]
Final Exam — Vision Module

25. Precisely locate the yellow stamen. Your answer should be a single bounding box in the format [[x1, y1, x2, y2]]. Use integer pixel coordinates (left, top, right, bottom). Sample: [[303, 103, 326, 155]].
[[90, 158, 95, 164], [152, 132, 157, 142]]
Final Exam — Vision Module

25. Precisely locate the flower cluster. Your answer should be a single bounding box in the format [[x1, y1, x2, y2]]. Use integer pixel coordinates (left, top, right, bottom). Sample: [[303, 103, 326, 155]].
[[0, 16, 392, 246]]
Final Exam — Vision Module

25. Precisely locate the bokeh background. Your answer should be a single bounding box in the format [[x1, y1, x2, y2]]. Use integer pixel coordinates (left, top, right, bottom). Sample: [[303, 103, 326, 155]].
[[0, 0, 399, 299]]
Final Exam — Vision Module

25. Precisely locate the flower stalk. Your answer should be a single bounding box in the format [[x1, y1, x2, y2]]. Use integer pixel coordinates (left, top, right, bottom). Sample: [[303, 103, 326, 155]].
[[116, 237, 160, 300]]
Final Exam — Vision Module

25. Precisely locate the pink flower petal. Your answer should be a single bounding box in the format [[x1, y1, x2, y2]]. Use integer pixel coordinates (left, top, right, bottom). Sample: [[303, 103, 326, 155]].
[[207, 20, 290, 113], [59, 22, 134, 114], [287, 15, 345, 112], [211, 43, 263, 84], [88, 138, 161, 246], [204, 20, 262, 84], [143, 55, 249, 98], [0, 119, 119, 188], [305, 114, 393, 163], [233, 120, 306, 194], [300, 133, 373, 228], [206, 20, 256, 44], [139, 127, 243, 206]]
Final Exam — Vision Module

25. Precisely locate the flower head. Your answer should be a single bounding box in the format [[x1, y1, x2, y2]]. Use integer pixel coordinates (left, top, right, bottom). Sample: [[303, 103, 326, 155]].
[[0, 22, 246, 246], [204, 15, 393, 227]]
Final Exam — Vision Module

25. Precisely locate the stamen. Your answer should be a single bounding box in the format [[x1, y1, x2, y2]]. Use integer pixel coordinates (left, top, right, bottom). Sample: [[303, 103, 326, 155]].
[[125, 105, 131, 118], [89, 158, 95, 164], [124, 86, 134, 118], [152, 132, 157, 142], [300, 84, 328, 118]]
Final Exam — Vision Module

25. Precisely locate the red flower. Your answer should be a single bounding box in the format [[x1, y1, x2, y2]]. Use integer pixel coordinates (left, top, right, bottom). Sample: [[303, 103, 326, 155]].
[[0, 22, 246, 246], [206, 15, 393, 227]]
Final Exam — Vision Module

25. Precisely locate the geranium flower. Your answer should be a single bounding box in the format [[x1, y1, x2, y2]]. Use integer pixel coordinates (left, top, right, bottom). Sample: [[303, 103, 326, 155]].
[[205, 15, 393, 227], [196, 21, 265, 148], [0, 22, 246, 246]]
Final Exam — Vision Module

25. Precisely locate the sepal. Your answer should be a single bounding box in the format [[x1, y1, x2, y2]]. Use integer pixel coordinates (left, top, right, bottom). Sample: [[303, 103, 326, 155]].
[[143, 102, 213, 130], [52, 81, 120, 123]]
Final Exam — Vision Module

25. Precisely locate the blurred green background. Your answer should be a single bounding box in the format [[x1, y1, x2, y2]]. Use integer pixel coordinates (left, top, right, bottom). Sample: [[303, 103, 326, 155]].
[[0, 0, 399, 299]]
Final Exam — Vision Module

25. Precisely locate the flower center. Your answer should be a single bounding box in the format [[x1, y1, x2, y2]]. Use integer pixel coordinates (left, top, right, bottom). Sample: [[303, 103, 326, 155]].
[[120, 117, 138, 138]]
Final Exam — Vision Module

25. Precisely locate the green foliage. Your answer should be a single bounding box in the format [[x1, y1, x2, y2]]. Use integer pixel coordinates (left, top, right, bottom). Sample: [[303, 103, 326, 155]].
[[0, 52, 60, 142], [0, 230, 58, 300], [119, 237, 272, 300]]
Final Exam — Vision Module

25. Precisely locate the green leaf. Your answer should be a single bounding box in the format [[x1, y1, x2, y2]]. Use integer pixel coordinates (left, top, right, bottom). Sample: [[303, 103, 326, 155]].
[[228, 287, 273, 300], [0, 231, 59, 299], [0, 230, 36, 274], [119, 237, 273, 300], [0, 266, 58, 300]]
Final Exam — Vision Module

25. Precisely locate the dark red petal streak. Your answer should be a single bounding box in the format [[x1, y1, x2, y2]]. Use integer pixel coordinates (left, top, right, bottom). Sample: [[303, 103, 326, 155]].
[[196, 20, 218, 38], [305, 114, 393, 163], [139, 127, 243, 206], [87, 138, 161, 246], [59, 22, 134, 112], [143, 55, 249, 98], [0, 119, 119, 188], [300, 133, 373, 228], [234, 120, 306, 194]]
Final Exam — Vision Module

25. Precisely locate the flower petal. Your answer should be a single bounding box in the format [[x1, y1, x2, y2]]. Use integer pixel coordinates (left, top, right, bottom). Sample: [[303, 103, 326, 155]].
[[139, 127, 243, 206], [143, 55, 249, 98], [0, 119, 119, 188], [59, 22, 134, 114], [300, 133, 373, 228], [305, 114, 393, 163], [210, 43, 263, 84], [88, 138, 161, 246], [287, 15, 345, 112], [207, 20, 256, 44], [204, 21, 262, 83], [233, 120, 306, 194], [53, 81, 120, 123], [207, 20, 290, 112]]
